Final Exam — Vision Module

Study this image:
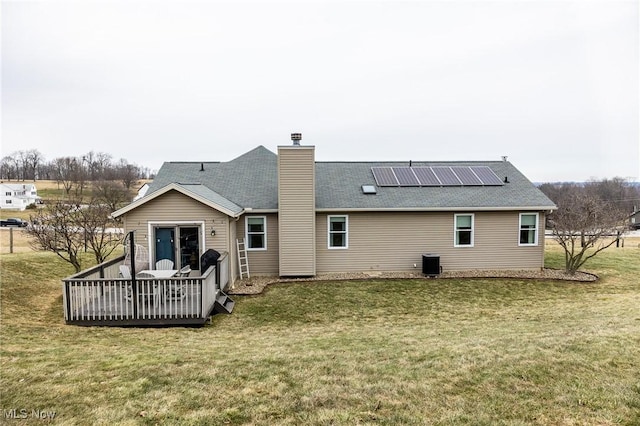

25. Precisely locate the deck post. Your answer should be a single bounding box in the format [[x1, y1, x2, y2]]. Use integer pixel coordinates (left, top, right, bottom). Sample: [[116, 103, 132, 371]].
[[128, 231, 138, 319]]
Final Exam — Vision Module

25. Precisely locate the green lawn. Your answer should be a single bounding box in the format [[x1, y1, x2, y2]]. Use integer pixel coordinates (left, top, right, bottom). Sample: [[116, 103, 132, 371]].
[[1, 244, 639, 425]]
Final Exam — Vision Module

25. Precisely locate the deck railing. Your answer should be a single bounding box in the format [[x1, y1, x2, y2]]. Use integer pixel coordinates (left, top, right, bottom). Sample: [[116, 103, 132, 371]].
[[62, 252, 229, 326]]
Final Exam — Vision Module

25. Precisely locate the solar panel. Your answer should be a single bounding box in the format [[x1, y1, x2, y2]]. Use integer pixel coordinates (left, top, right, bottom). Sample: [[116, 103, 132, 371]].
[[470, 166, 504, 185], [371, 165, 503, 187], [451, 166, 482, 186], [371, 167, 398, 186], [432, 167, 461, 186], [412, 167, 440, 186], [393, 167, 420, 186]]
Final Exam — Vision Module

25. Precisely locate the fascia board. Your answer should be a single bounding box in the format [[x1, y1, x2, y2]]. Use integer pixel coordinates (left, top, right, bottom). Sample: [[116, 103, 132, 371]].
[[112, 183, 243, 218]]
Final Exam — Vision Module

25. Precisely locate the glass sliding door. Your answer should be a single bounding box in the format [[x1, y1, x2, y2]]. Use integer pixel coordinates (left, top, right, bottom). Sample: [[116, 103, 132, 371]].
[[179, 227, 200, 270], [153, 225, 201, 270]]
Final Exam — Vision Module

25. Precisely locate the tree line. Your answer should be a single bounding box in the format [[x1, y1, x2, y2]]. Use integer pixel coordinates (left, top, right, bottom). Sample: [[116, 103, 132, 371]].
[[539, 178, 640, 216], [0, 149, 152, 190]]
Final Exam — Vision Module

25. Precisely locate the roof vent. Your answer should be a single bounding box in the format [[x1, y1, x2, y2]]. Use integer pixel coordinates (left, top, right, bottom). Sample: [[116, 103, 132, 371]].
[[502, 156, 508, 162], [200, 163, 204, 172], [291, 133, 302, 146]]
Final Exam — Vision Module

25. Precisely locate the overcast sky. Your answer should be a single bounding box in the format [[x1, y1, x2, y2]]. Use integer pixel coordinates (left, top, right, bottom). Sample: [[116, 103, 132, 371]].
[[2, 0, 638, 182]]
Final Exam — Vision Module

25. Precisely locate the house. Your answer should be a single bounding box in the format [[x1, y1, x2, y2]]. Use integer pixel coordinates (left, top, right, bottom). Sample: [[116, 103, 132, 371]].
[[630, 207, 640, 230], [0, 183, 41, 210], [111, 138, 557, 287]]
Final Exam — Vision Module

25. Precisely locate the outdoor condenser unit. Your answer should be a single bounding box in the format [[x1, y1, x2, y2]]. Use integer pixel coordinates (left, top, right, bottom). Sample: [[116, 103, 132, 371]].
[[422, 254, 441, 277]]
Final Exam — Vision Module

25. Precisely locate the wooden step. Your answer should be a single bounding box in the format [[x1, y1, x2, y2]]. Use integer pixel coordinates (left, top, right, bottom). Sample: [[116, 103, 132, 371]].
[[214, 293, 235, 314]]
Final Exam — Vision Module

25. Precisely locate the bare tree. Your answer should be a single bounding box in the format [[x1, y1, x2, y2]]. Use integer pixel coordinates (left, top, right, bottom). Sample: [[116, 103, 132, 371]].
[[27, 200, 86, 272], [76, 199, 124, 264], [27, 198, 124, 271], [24, 149, 44, 180], [550, 186, 629, 274], [0, 156, 17, 180], [115, 159, 140, 190], [93, 180, 131, 211], [10, 153, 23, 181], [94, 152, 113, 180], [52, 157, 81, 195]]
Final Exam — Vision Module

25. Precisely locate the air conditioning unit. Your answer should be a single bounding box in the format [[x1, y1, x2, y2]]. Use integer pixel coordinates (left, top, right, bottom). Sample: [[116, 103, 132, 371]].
[[422, 254, 441, 277]]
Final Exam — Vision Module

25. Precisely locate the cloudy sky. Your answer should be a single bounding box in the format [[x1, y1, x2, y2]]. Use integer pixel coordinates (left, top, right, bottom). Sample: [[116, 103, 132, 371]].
[[2, 0, 638, 182]]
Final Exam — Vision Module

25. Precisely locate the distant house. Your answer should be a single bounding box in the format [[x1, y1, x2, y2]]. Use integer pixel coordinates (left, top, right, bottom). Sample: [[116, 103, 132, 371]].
[[630, 208, 640, 230], [111, 141, 557, 286], [0, 183, 40, 210]]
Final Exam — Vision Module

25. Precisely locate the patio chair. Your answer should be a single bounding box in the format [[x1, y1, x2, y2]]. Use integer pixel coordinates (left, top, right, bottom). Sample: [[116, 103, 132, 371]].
[[136, 272, 160, 307], [119, 265, 132, 279], [177, 265, 191, 277], [119, 265, 133, 301], [155, 259, 174, 270], [165, 267, 188, 301]]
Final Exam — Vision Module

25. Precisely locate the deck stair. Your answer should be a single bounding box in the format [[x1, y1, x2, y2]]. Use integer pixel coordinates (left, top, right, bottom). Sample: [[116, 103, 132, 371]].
[[214, 292, 235, 314], [236, 238, 250, 279]]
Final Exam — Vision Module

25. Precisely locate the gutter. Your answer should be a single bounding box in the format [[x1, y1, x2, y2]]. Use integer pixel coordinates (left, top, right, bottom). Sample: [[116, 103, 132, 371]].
[[315, 206, 558, 213]]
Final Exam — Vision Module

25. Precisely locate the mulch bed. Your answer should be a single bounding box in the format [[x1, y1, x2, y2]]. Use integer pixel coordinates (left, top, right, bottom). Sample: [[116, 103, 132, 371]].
[[228, 268, 598, 296]]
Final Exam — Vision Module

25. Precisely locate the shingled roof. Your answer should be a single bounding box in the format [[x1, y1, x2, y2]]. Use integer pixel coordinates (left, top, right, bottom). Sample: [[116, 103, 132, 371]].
[[143, 145, 555, 213]]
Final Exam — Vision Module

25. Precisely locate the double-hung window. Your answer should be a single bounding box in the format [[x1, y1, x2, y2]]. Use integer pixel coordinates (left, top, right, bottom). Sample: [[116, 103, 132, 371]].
[[246, 216, 267, 250], [454, 214, 474, 247], [328, 215, 348, 249], [519, 213, 539, 246]]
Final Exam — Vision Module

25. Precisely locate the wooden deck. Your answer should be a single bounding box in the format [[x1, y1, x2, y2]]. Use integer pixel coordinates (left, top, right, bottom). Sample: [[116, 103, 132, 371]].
[[62, 252, 230, 326]]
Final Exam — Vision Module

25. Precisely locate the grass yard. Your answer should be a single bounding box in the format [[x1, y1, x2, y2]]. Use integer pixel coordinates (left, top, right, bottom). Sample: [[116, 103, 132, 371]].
[[1, 243, 639, 425]]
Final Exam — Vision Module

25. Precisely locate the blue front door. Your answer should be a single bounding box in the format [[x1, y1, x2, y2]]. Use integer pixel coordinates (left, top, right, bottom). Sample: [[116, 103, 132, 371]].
[[155, 228, 176, 265]]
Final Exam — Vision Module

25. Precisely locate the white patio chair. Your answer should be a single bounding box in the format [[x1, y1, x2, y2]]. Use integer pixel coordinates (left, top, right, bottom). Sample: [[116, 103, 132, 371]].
[[136, 272, 160, 307], [155, 259, 174, 270], [119, 265, 133, 301], [177, 265, 191, 277], [119, 265, 132, 279], [165, 266, 189, 301]]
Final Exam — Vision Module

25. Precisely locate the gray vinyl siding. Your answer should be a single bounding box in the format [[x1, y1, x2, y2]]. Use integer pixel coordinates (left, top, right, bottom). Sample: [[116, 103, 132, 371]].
[[278, 146, 316, 276], [237, 214, 280, 275], [316, 211, 546, 273], [121, 190, 230, 268]]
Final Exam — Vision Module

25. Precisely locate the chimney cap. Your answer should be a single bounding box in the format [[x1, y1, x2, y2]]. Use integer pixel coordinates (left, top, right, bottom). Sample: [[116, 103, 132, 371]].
[[291, 133, 302, 145]]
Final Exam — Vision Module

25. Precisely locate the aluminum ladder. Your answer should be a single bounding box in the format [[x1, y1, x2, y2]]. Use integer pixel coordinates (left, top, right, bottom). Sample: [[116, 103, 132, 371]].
[[236, 238, 250, 279]]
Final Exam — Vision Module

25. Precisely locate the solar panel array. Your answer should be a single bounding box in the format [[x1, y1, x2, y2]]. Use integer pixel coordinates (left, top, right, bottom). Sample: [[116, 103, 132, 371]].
[[371, 166, 504, 187]]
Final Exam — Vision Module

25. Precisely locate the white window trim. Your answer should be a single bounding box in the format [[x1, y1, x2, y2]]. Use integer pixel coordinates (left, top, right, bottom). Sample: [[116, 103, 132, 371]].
[[246, 216, 267, 251], [454, 213, 474, 248], [328, 215, 349, 249], [518, 212, 539, 246]]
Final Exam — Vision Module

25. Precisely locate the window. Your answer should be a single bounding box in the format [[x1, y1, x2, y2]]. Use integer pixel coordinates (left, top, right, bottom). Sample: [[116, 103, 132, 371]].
[[519, 213, 539, 246], [5, 192, 11, 196], [246, 216, 267, 250], [454, 214, 474, 247], [328, 215, 348, 249]]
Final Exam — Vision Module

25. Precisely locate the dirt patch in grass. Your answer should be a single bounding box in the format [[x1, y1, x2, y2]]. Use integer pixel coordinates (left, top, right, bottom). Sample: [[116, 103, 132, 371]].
[[230, 268, 597, 295]]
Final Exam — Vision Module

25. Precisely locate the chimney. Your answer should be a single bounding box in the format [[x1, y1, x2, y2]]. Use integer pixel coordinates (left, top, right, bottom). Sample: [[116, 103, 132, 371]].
[[278, 134, 315, 276], [291, 133, 302, 146]]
